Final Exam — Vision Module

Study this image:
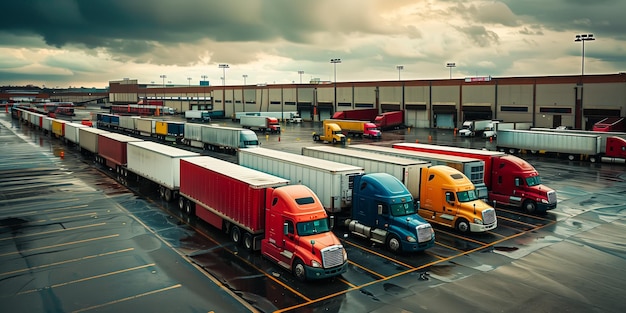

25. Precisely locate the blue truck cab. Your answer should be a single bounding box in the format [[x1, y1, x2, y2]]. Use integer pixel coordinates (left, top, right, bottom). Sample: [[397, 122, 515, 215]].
[[346, 173, 435, 253]]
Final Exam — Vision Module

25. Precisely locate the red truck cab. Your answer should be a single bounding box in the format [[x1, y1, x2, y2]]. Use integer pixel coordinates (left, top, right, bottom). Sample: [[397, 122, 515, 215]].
[[488, 155, 557, 213], [262, 185, 348, 281]]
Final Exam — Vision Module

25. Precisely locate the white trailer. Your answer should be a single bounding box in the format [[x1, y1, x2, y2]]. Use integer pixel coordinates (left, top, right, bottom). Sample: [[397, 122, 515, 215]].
[[497, 129, 602, 160], [235, 111, 298, 121], [348, 144, 489, 199], [64, 122, 88, 145], [185, 110, 211, 122], [200, 125, 259, 152], [483, 121, 532, 138], [301, 146, 429, 198], [183, 123, 204, 148], [126, 141, 200, 201], [459, 120, 492, 137], [238, 147, 365, 213]]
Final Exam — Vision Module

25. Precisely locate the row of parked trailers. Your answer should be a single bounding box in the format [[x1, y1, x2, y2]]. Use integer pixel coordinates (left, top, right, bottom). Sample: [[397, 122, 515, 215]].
[[12, 107, 348, 282], [96, 112, 260, 153]]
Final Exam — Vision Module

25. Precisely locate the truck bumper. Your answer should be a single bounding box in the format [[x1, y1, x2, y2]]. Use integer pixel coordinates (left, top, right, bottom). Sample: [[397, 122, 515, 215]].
[[537, 202, 557, 212], [306, 262, 348, 280], [402, 238, 435, 252], [470, 221, 497, 232]]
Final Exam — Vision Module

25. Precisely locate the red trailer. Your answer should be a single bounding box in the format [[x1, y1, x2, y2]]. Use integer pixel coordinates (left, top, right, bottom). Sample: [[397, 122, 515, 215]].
[[96, 133, 143, 171], [178, 156, 348, 281], [374, 111, 404, 129], [332, 108, 379, 121], [392, 143, 558, 214], [592, 117, 625, 132]]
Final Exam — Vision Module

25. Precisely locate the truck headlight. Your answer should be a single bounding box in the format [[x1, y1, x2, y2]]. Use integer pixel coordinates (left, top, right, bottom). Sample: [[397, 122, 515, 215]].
[[311, 260, 322, 268], [343, 249, 348, 262], [406, 236, 417, 242], [474, 218, 483, 224], [541, 199, 549, 204]]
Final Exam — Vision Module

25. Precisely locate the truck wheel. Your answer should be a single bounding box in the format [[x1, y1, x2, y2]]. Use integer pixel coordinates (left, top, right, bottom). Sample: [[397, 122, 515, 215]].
[[231, 226, 241, 244], [332, 138, 337, 144], [293, 259, 307, 282], [313, 134, 320, 141], [184, 200, 195, 216], [386, 234, 402, 253], [456, 219, 470, 233], [243, 233, 253, 250], [164, 188, 172, 202], [522, 200, 537, 214]]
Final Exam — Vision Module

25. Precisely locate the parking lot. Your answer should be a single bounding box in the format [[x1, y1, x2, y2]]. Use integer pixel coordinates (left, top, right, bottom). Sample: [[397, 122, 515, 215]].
[[2, 112, 626, 312]]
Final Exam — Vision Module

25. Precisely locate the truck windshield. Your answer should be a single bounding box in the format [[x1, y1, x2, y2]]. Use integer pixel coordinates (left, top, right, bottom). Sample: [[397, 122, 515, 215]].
[[526, 176, 542, 186], [456, 190, 479, 202], [296, 219, 330, 236], [390, 202, 417, 216], [244, 140, 259, 146]]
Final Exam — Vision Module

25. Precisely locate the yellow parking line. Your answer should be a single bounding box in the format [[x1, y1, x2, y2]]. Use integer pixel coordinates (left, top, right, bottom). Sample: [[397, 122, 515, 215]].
[[0, 248, 134, 277], [0, 234, 119, 257], [0, 222, 106, 242], [17, 263, 156, 295], [72, 284, 183, 313]]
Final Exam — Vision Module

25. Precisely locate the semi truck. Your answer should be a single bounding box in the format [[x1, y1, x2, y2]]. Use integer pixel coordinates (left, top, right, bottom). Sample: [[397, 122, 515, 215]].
[[482, 121, 532, 139], [240, 115, 281, 133], [178, 156, 348, 281], [199, 125, 259, 153], [393, 143, 558, 214], [302, 146, 496, 233], [323, 119, 381, 139], [374, 111, 404, 129], [500, 129, 626, 163], [126, 141, 200, 202], [458, 120, 492, 137], [184, 110, 212, 123], [348, 144, 488, 199], [332, 108, 379, 121], [239, 147, 436, 253], [312, 122, 346, 145]]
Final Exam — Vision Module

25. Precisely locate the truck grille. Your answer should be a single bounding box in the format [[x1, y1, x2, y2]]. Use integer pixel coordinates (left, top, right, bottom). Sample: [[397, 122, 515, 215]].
[[321, 245, 345, 268], [416, 224, 433, 243], [482, 208, 497, 225], [547, 190, 557, 204]]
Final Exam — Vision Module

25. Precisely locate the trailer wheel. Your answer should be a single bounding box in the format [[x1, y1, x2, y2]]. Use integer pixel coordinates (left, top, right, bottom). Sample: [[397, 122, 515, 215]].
[[163, 188, 172, 202], [456, 218, 470, 233], [386, 234, 402, 253], [508, 148, 517, 154], [568, 154, 575, 161], [293, 259, 307, 282], [231, 226, 241, 244], [590, 156, 597, 163], [522, 200, 537, 214], [184, 200, 195, 216], [243, 233, 253, 250], [178, 197, 185, 210]]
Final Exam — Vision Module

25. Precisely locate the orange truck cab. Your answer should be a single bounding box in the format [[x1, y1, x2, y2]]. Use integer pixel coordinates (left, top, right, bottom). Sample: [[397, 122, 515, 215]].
[[262, 185, 348, 281], [418, 166, 497, 233]]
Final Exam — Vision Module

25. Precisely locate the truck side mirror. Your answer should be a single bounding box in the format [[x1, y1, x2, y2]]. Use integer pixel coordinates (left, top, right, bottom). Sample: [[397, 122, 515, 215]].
[[377, 204, 383, 215], [329, 216, 335, 230], [283, 222, 288, 235], [310, 240, 316, 255], [514, 177, 521, 187]]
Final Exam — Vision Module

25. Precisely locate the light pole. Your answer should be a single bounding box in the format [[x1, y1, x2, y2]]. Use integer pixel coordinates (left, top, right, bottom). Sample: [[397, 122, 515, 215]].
[[575, 34, 595, 77], [330, 58, 341, 108], [243, 74, 248, 85], [298, 70, 304, 83], [159, 74, 166, 86], [201, 75, 208, 109], [446, 62, 456, 79], [396, 65, 403, 80], [187, 77, 191, 86], [574, 33, 595, 130], [219, 64, 229, 86]]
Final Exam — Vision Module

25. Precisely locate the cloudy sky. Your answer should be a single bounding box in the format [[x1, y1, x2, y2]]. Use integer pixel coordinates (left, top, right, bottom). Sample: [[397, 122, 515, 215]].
[[1, 0, 625, 88]]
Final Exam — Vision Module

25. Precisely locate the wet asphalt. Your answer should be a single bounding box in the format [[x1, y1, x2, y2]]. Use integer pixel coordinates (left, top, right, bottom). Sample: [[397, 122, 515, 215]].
[[1, 110, 626, 313]]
